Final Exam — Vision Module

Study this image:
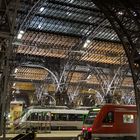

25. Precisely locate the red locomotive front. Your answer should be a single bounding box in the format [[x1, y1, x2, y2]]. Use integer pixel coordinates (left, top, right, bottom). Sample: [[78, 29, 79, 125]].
[[80, 104, 136, 140]]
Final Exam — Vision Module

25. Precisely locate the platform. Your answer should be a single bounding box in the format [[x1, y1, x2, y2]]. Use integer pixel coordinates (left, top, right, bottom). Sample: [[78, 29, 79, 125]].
[[0, 131, 81, 140]]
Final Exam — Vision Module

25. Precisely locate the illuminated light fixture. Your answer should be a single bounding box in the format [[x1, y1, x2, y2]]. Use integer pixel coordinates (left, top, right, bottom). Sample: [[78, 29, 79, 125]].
[[133, 11, 137, 16], [13, 83, 16, 87], [17, 30, 24, 39], [88, 95, 92, 98], [19, 30, 25, 34], [87, 74, 91, 79], [17, 34, 22, 39], [14, 68, 18, 73], [40, 7, 44, 12], [38, 24, 42, 29], [66, 12, 72, 16], [88, 16, 92, 20], [111, 36, 115, 40], [8, 114, 11, 118], [83, 39, 91, 48], [88, 88, 92, 91], [69, 0, 74, 3], [118, 11, 123, 15]]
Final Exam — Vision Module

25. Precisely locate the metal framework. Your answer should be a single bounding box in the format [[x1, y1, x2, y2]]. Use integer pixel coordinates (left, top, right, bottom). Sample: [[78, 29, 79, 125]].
[[0, 0, 140, 136], [92, 0, 140, 139], [10, 0, 134, 108], [0, 0, 19, 136]]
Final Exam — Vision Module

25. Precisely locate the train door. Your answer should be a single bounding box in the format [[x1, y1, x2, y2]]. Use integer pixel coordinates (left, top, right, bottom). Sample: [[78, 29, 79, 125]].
[[100, 111, 115, 134]]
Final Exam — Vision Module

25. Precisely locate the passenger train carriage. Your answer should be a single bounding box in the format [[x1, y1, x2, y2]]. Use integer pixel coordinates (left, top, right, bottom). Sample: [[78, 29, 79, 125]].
[[81, 104, 137, 140], [14, 106, 89, 130]]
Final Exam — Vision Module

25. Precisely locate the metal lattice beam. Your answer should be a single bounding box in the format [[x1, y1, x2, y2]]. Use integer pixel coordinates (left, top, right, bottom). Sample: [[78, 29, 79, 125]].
[[0, 0, 19, 137], [93, 0, 140, 139]]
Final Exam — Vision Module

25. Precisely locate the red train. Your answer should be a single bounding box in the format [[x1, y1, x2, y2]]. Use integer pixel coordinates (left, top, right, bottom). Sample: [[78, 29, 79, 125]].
[[80, 104, 137, 140]]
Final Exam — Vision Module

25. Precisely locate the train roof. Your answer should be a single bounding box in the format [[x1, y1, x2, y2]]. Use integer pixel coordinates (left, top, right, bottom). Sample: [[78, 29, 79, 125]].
[[26, 106, 89, 114], [101, 104, 136, 110], [28, 105, 69, 109]]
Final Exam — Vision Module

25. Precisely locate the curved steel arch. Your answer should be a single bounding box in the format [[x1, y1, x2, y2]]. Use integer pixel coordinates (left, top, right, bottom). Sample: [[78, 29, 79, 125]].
[[92, 0, 140, 139], [20, 64, 59, 89]]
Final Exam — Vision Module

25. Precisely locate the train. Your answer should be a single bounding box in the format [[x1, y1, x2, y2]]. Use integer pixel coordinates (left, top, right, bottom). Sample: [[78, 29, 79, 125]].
[[80, 104, 137, 140], [14, 106, 89, 130]]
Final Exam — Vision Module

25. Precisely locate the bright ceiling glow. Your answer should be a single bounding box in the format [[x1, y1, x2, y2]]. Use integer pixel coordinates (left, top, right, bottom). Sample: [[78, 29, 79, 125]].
[[69, 0, 74, 3], [118, 11, 123, 15], [14, 68, 18, 73], [88, 95, 92, 98], [38, 24, 42, 29], [17, 30, 25, 39], [13, 83, 16, 87], [87, 74, 92, 79], [19, 30, 25, 34], [88, 16, 92, 20], [17, 34, 22, 39], [83, 39, 91, 48], [66, 12, 72, 16], [40, 7, 44, 12]]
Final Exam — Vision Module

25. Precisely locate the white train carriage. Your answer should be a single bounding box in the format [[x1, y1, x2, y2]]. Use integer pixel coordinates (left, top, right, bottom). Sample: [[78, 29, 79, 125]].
[[14, 106, 89, 130]]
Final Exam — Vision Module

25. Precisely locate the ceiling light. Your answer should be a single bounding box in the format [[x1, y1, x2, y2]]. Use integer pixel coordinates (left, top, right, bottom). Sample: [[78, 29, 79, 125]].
[[17, 30, 25, 39], [118, 11, 123, 15], [66, 12, 72, 16], [40, 7, 44, 12], [19, 30, 25, 34], [88, 95, 92, 98], [88, 16, 92, 20], [88, 88, 92, 91], [38, 24, 42, 29], [13, 83, 16, 87], [17, 34, 23, 39], [87, 74, 92, 79], [83, 39, 91, 48], [69, 0, 74, 3], [133, 11, 137, 16], [14, 68, 18, 73]]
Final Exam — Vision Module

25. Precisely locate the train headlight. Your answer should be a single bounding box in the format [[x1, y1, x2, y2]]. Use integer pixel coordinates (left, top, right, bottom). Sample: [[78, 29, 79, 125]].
[[82, 127, 87, 131], [87, 127, 92, 132]]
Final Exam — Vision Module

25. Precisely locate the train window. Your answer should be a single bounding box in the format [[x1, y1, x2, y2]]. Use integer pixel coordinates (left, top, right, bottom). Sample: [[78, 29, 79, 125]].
[[69, 114, 83, 121], [103, 111, 114, 123], [84, 111, 99, 124], [123, 114, 134, 123], [27, 112, 50, 121], [59, 114, 68, 121], [77, 114, 83, 121], [27, 112, 38, 121]]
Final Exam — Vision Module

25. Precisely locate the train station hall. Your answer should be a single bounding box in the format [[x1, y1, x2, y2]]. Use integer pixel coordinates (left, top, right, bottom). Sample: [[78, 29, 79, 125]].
[[0, 0, 140, 140]]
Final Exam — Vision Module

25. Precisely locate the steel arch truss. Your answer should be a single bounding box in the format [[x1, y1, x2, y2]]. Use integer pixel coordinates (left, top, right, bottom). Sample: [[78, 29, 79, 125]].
[[93, 0, 140, 139]]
